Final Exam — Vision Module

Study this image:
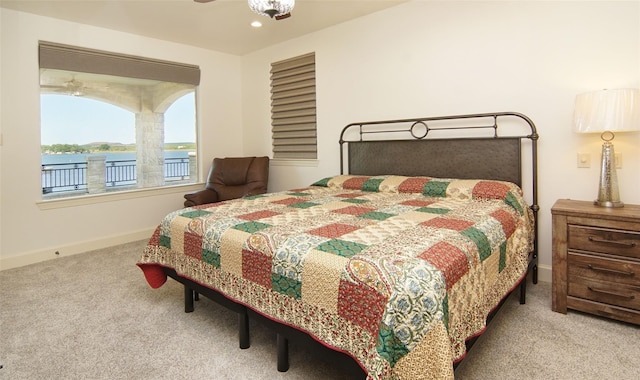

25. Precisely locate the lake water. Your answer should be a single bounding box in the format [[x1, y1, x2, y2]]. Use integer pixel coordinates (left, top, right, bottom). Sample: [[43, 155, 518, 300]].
[[42, 150, 192, 165]]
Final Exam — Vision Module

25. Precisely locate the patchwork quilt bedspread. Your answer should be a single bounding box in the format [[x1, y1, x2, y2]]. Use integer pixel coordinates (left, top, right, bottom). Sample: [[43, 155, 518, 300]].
[[138, 175, 534, 379]]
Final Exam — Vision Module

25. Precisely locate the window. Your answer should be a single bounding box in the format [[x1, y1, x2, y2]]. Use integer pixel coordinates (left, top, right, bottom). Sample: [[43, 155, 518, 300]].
[[270, 52, 317, 159], [39, 41, 200, 198]]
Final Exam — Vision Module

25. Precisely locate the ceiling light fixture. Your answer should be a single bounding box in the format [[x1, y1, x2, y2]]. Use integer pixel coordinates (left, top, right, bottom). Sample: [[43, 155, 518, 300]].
[[248, 0, 294, 19]]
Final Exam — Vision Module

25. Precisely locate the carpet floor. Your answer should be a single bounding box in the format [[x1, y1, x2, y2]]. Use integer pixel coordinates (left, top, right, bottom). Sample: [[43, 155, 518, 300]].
[[1, 240, 638, 379]]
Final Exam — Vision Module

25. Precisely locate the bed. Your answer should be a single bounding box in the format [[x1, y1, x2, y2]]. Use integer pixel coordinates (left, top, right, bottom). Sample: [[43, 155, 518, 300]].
[[138, 112, 539, 379]]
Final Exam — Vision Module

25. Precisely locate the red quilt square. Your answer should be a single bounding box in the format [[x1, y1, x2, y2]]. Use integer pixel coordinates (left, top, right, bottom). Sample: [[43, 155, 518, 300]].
[[148, 225, 161, 246], [308, 223, 360, 238], [184, 231, 203, 260], [398, 177, 430, 193], [338, 279, 387, 336], [333, 206, 375, 216], [272, 197, 306, 206], [491, 209, 517, 238], [421, 217, 474, 231], [342, 177, 369, 190], [472, 181, 510, 200], [238, 210, 280, 221], [401, 199, 435, 207], [418, 242, 468, 289], [242, 249, 272, 289]]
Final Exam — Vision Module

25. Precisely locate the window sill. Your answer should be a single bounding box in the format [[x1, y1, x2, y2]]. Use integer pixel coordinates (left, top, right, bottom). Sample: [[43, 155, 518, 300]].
[[36, 183, 204, 210]]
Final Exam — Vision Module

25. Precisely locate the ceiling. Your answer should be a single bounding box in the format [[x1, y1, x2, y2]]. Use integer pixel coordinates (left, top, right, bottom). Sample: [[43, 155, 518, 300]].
[[0, 0, 407, 56]]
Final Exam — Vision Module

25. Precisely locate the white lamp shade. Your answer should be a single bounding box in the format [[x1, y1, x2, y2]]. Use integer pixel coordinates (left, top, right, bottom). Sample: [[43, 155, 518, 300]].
[[573, 88, 640, 133]]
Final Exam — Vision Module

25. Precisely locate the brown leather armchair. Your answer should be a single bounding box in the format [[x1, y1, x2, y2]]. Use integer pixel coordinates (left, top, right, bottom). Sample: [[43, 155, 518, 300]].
[[184, 156, 269, 207]]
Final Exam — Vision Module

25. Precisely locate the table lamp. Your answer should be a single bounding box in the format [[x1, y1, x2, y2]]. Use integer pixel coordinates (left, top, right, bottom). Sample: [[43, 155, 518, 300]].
[[573, 88, 640, 208]]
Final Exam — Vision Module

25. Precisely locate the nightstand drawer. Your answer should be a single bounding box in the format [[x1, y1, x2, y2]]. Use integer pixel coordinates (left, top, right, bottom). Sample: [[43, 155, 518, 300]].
[[568, 225, 640, 259], [568, 276, 640, 311], [568, 252, 640, 286]]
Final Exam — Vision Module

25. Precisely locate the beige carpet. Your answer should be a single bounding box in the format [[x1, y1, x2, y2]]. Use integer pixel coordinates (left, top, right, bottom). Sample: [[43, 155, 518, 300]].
[[1, 240, 638, 379]]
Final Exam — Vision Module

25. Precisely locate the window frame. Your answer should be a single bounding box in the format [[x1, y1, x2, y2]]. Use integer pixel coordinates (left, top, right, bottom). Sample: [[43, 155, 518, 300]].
[[38, 41, 201, 200]]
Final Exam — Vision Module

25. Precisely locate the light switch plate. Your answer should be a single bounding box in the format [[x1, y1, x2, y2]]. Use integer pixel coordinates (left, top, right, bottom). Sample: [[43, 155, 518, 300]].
[[577, 153, 590, 168]]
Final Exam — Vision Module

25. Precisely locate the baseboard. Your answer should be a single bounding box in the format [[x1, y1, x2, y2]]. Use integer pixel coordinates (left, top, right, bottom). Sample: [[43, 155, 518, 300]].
[[0, 228, 155, 271], [537, 263, 551, 284]]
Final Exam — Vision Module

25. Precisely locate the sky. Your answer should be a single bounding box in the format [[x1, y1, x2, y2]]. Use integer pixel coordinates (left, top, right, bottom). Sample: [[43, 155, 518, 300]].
[[40, 92, 196, 145]]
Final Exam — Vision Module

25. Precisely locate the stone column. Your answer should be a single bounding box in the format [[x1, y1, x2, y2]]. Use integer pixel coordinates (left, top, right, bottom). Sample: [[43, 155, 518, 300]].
[[135, 112, 165, 188], [86, 155, 106, 194], [188, 152, 197, 182]]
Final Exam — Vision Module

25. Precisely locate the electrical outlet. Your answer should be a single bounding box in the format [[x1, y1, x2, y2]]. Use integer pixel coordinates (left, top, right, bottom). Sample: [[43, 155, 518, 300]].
[[577, 153, 590, 168]]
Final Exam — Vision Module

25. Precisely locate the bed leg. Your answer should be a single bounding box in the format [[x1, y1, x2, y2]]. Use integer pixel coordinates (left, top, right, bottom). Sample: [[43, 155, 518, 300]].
[[519, 275, 527, 304], [194, 291, 200, 301], [184, 286, 195, 313], [277, 333, 289, 372], [239, 309, 250, 349], [533, 263, 538, 284]]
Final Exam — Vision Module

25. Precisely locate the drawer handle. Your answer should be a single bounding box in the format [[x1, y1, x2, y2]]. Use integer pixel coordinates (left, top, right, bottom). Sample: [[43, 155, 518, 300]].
[[588, 236, 637, 248], [587, 264, 634, 277], [587, 286, 635, 300]]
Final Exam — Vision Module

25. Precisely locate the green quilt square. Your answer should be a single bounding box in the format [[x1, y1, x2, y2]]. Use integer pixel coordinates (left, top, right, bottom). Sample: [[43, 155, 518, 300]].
[[442, 295, 449, 331], [233, 221, 271, 233], [415, 207, 450, 215], [272, 273, 302, 299], [422, 181, 450, 197], [180, 209, 212, 219], [316, 239, 367, 258], [311, 177, 331, 187], [362, 178, 385, 192], [290, 202, 319, 209], [342, 198, 369, 204], [461, 227, 492, 261], [203, 249, 221, 268], [359, 211, 394, 221], [159, 235, 171, 248], [376, 322, 410, 367], [505, 192, 524, 215], [287, 192, 311, 197]]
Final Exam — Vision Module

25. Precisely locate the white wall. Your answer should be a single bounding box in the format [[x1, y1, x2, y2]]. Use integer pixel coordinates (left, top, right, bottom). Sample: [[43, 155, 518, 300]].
[[242, 1, 640, 282], [2, 1, 638, 275], [0, 9, 243, 268]]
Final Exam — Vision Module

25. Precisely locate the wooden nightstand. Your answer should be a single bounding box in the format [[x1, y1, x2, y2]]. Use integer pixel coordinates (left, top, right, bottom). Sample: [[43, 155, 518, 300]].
[[551, 199, 640, 324]]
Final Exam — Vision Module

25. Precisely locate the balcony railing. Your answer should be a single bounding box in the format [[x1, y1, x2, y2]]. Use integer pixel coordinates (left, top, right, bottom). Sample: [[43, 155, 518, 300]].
[[42, 157, 192, 194]]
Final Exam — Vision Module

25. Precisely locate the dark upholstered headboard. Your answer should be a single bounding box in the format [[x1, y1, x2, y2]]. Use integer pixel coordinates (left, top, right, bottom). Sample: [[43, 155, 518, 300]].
[[347, 138, 521, 186], [339, 112, 538, 191]]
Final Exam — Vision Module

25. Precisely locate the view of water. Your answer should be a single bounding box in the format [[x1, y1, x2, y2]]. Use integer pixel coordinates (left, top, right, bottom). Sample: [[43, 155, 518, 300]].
[[42, 150, 192, 165]]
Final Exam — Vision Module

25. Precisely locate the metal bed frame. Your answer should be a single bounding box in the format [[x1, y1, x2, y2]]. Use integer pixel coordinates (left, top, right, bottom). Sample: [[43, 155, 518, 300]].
[[170, 111, 539, 377]]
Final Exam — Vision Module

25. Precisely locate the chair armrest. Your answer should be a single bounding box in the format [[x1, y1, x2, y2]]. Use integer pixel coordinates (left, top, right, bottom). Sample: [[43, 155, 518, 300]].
[[184, 189, 219, 207]]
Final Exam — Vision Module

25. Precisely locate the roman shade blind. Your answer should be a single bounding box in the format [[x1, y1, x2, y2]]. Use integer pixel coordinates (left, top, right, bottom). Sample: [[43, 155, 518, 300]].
[[38, 41, 200, 85], [270, 52, 317, 159]]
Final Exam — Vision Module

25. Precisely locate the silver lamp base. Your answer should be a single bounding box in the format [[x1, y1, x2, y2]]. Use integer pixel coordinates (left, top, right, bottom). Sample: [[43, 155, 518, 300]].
[[594, 134, 623, 208], [594, 199, 624, 207]]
